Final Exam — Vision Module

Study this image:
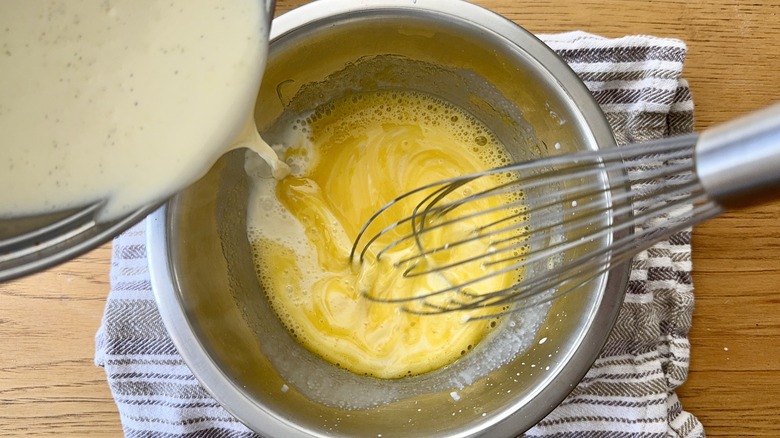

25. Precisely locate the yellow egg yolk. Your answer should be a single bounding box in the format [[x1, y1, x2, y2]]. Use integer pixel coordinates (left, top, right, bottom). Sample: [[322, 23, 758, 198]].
[[246, 90, 523, 379]]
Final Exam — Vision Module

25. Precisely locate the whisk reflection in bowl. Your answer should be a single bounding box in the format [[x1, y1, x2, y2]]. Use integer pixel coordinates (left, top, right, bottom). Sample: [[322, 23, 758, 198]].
[[350, 103, 780, 317]]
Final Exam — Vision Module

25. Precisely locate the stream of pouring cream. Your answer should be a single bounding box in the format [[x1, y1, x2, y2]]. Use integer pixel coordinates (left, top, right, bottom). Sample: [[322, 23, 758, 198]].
[[233, 116, 291, 180]]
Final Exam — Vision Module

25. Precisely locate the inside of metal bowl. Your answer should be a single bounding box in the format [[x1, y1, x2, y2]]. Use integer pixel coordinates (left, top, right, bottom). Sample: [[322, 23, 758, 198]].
[[151, 3, 626, 437]]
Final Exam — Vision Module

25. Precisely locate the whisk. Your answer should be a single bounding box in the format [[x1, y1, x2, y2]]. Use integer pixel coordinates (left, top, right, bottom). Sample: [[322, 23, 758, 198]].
[[350, 103, 780, 316]]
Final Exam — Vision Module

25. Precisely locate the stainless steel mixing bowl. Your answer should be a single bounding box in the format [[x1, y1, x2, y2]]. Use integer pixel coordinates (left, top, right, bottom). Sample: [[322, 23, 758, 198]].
[[147, 0, 629, 436]]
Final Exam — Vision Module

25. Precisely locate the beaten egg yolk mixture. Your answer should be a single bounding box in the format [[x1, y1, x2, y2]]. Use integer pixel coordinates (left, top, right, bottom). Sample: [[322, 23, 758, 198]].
[[246, 90, 523, 379]]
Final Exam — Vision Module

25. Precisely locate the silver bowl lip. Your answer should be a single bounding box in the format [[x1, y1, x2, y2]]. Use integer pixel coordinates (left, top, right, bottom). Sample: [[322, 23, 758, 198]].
[[149, 0, 629, 437], [0, 203, 160, 282]]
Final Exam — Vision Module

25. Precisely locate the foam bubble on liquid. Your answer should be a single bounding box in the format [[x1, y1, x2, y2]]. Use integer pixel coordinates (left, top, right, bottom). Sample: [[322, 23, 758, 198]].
[[307, 90, 513, 173]]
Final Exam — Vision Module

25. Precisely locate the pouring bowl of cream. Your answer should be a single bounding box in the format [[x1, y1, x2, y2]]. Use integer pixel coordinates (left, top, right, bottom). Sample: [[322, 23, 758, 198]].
[[148, 1, 629, 437], [0, 0, 275, 281]]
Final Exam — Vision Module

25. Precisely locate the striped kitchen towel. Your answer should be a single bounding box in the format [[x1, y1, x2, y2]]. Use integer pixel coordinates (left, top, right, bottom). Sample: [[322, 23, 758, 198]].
[[95, 31, 704, 437]]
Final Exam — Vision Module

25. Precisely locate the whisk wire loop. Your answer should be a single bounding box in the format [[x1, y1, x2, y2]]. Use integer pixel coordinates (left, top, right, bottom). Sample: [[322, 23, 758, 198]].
[[399, 182, 706, 310], [353, 138, 696, 262], [397, 154, 699, 277], [351, 133, 728, 315], [408, 196, 721, 318]]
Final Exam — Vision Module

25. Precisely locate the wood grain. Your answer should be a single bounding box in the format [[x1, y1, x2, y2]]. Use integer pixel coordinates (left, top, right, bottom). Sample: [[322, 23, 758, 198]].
[[2, 0, 779, 436], [0, 244, 120, 436]]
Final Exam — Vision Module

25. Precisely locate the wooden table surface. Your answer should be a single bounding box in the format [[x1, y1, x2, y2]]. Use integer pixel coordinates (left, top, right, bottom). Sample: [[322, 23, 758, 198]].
[[1, 0, 778, 436]]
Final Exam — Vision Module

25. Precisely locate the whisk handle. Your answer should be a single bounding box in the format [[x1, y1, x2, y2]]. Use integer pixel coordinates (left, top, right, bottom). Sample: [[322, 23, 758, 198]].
[[696, 102, 780, 209]]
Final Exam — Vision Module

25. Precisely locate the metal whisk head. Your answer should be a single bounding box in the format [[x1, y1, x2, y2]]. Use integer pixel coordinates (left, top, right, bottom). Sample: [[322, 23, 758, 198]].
[[349, 133, 723, 316]]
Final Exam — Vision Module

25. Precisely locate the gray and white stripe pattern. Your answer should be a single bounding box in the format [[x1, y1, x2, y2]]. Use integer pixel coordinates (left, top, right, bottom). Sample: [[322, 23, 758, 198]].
[[95, 31, 704, 437]]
